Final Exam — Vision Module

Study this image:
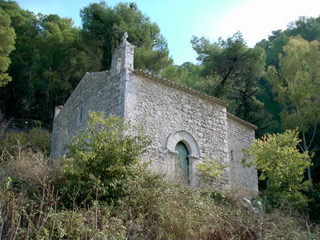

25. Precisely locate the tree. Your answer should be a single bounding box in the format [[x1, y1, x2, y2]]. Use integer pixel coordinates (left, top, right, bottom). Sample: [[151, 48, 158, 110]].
[[267, 36, 320, 182], [160, 62, 202, 89], [257, 16, 320, 69], [63, 112, 151, 204], [80, 2, 172, 73], [191, 32, 267, 124], [255, 16, 320, 136], [0, 0, 38, 120], [244, 129, 312, 209], [0, 7, 16, 87], [0, 0, 89, 126], [287, 16, 320, 42], [32, 14, 90, 124], [191, 32, 265, 96]]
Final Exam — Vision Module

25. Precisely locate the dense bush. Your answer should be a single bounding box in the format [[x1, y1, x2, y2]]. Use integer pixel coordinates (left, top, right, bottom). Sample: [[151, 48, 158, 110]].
[[62, 112, 151, 205], [243, 129, 312, 211]]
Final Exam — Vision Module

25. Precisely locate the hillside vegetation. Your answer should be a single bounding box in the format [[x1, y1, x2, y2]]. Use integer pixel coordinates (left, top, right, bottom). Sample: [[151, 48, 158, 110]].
[[1, 1, 320, 238], [1, 113, 319, 239]]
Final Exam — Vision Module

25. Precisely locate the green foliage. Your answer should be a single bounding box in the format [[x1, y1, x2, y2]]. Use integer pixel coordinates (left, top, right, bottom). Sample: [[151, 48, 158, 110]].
[[287, 16, 320, 42], [267, 36, 320, 183], [0, 1, 41, 121], [0, 1, 90, 125], [0, 167, 126, 240], [0, 7, 16, 87], [0, 1, 173, 126], [29, 14, 90, 124], [80, 2, 172, 73], [197, 158, 227, 184], [27, 128, 51, 153], [160, 62, 203, 90], [191, 32, 268, 125], [257, 16, 320, 69], [0, 143, 64, 239], [243, 129, 312, 209], [191, 32, 265, 97], [35, 206, 127, 240], [63, 112, 151, 204], [0, 128, 51, 165], [2, 167, 315, 239], [256, 15, 320, 135], [308, 183, 320, 223], [257, 30, 289, 68], [267, 36, 320, 133]]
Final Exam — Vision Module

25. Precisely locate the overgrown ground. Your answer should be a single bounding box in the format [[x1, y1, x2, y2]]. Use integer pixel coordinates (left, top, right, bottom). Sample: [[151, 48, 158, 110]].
[[0, 118, 319, 239], [1, 150, 318, 239]]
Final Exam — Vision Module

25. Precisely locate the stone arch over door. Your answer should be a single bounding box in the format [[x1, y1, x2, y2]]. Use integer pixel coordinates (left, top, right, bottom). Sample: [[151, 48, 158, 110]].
[[165, 130, 200, 186]]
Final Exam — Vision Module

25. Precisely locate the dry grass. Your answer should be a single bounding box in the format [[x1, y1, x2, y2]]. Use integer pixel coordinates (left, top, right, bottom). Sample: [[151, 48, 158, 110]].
[[0, 130, 318, 239]]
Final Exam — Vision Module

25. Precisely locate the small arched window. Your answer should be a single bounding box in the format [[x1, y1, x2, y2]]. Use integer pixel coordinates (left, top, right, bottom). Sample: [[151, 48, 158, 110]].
[[175, 141, 190, 185], [77, 106, 83, 127]]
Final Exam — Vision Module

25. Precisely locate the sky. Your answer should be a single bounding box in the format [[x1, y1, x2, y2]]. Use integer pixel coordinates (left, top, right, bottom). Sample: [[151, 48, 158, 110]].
[[15, 0, 320, 65]]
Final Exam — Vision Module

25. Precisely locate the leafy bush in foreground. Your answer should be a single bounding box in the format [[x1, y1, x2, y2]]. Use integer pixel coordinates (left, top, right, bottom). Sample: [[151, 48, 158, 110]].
[[243, 129, 312, 210], [62, 112, 151, 205]]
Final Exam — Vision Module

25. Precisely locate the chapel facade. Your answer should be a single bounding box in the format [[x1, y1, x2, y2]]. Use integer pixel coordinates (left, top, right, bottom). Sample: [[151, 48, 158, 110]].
[[50, 34, 258, 195]]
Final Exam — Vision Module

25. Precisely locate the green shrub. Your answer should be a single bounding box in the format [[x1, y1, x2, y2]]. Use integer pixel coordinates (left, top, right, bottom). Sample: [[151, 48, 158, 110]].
[[197, 157, 227, 189], [27, 128, 51, 154], [0, 186, 127, 240], [0, 128, 51, 165], [37, 206, 127, 240], [62, 112, 151, 205], [0, 149, 64, 240], [243, 129, 312, 210]]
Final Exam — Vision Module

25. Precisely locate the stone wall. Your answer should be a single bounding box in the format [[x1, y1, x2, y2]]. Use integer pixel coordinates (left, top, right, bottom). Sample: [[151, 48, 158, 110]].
[[125, 70, 231, 188], [227, 114, 258, 196], [50, 34, 134, 160], [50, 71, 126, 159]]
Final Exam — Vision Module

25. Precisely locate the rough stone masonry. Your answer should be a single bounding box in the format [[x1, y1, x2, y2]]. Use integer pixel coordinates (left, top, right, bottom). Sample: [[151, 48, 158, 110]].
[[50, 33, 258, 195]]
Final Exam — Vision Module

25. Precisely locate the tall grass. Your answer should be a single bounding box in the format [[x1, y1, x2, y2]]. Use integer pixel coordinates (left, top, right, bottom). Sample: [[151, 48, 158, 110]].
[[0, 127, 319, 239], [0, 152, 318, 239]]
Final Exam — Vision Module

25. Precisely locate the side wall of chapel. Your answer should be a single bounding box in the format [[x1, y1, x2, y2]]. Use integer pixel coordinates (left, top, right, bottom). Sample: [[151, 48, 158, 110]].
[[50, 36, 134, 160], [50, 71, 126, 159], [124, 71, 231, 188], [227, 115, 258, 196]]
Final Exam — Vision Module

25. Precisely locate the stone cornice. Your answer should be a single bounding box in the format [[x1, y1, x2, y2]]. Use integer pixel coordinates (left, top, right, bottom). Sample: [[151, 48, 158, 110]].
[[227, 113, 257, 131], [133, 69, 229, 107]]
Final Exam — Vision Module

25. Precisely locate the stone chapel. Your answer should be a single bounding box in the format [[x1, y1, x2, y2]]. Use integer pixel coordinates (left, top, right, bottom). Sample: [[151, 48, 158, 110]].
[[50, 33, 258, 195]]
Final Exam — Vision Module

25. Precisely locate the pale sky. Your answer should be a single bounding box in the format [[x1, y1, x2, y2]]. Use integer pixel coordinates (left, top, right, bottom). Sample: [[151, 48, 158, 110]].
[[15, 0, 320, 65]]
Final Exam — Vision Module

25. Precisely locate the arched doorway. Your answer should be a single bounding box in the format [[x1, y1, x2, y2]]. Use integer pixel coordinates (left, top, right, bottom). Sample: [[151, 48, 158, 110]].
[[175, 142, 189, 184], [165, 130, 200, 186]]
